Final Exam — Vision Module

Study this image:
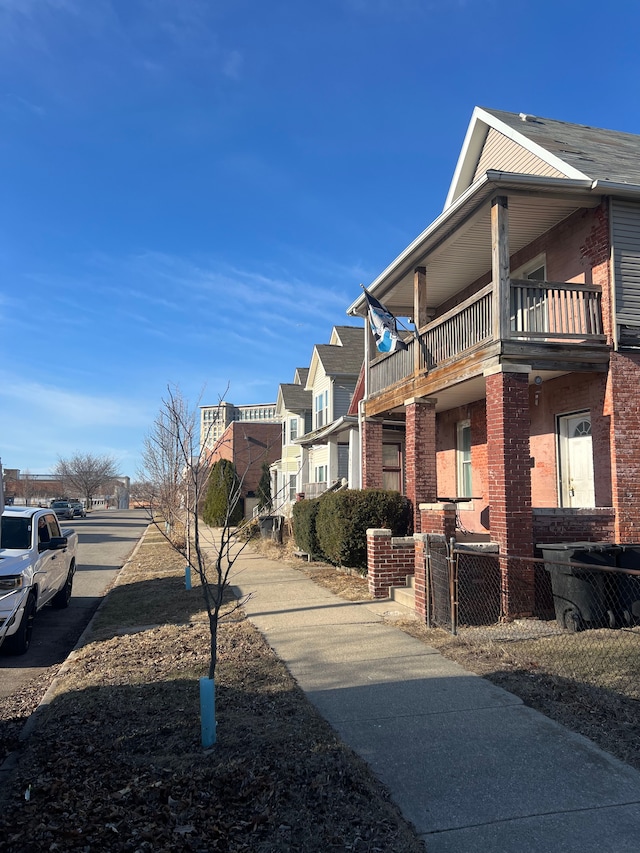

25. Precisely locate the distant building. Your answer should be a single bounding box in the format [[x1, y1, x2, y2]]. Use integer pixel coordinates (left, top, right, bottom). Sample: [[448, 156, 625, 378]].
[[199, 401, 278, 452], [203, 421, 282, 519], [2, 469, 130, 509]]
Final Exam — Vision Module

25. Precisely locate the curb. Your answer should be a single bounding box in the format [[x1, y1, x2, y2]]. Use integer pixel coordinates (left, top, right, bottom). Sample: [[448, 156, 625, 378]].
[[0, 527, 150, 794]]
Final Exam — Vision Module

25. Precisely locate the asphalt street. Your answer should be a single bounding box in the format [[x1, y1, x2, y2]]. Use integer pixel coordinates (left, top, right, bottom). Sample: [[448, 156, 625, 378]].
[[0, 508, 149, 698]]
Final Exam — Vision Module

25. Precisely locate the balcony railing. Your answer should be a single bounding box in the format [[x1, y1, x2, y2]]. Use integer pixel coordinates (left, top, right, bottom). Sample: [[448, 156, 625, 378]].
[[301, 482, 329, 499], [369, 280, 604, 396]]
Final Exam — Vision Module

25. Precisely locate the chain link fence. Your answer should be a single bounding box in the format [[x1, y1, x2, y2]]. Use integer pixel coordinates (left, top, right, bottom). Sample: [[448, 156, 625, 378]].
[[425, 540, 640, 700]]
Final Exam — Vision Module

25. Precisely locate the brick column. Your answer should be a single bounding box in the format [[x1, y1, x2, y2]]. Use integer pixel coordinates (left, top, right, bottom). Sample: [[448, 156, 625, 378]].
[[419, 502, 457, 540], [404, 398, 437, 533], [607, 350, 640, 542], [414, 534, 428, 621], [486, 367, 534, 617], [366, 528, 414, 598], [362, 419, 383, 489]]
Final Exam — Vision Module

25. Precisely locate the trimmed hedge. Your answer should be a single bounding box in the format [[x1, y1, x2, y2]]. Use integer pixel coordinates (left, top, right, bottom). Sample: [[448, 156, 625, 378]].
[[293, 489, 412, 571], [291, 497, 322, 558]]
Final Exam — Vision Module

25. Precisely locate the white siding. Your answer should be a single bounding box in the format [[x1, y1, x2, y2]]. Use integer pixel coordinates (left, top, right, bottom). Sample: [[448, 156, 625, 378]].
[[473, 128, 566, 182]]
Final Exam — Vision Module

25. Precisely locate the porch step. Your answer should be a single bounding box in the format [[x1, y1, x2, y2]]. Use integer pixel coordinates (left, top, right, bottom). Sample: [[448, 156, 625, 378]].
[[388, 575, 415, 611]]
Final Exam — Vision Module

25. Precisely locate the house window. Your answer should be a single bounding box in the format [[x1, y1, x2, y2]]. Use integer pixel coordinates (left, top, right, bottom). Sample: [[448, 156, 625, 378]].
[[513, 254, 547, 281], [382, 443, 402, 492], [289, 474, 297, 501], [290, 417, 298, 441], [456, 420, 472, 498], [315, 465, 327, 483], [315, 391, 328, 429]]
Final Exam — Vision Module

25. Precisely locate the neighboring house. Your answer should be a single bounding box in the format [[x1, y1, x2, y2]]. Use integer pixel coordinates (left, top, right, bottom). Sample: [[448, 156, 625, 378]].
[[347, 106, 640, 616], [270, 368, 312, 517], [204, 421, 282, 519], [199, 401, 278, 454], [294, 325, 364, 498]]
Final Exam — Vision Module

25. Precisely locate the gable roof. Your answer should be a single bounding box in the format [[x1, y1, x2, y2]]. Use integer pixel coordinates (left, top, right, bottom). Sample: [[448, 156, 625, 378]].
[[306, 326, 364, 389], [447, 106, 640, 206], [293, 367, 309, 386], [347, 106, 640, 320], [278, 382, 312, 413]]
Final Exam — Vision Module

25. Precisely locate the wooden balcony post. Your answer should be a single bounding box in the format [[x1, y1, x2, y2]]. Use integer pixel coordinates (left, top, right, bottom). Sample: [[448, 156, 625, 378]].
[[414, 266, 428, 373], [491, 196, 510, 341]]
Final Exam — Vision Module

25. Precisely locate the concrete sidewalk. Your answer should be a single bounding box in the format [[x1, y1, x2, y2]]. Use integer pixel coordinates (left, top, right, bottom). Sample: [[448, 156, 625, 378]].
[[231, 547, 640, 853]]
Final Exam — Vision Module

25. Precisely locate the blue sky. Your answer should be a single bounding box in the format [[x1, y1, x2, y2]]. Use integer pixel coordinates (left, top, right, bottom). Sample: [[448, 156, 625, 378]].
[[2, 0, 639, 479]]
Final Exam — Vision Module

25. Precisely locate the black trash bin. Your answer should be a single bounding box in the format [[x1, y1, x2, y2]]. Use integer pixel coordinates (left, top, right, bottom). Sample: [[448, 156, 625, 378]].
[[539, 542, 619, 631], [614, 546, 640, 626], [259, 516, 276, 539]]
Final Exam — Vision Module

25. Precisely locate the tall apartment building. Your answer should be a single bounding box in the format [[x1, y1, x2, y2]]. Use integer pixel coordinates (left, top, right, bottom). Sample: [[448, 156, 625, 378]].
[[199, 401, 278, 452]]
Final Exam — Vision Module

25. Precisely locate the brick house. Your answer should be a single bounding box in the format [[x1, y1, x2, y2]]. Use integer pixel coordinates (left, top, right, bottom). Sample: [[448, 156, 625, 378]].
[[204, 421, 282, 519], [347, 106, 640, 617]]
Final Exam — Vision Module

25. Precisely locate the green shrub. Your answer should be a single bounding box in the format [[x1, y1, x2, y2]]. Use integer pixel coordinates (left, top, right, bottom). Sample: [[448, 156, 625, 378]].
[[202, 459, 244, 527], [292, 498, 322, 558], [316, 489, 412, 570]]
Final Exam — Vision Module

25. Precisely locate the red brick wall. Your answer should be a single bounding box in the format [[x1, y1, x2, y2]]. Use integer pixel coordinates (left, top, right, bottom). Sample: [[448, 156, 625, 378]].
[[532, 508, 616, 545], [529, 373, 611, 508], [419, 504, 457, 540], [509, 203, 612, 339], [207, 422, 282, 497], [404, 400, 436, 533], [486, 370, 533, 557], [362, 419, 383, 489], [366, 529, 415, 598], [414, 535, 427, 620], [607, 351, 640, 542], [436, 401, 488, 534], [486, 370, 535, 617]]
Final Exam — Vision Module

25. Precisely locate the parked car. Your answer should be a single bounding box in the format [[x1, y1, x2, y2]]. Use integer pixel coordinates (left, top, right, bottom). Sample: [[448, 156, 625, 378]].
[[0, 507, 79, 654], [69, 500, 86, 518], [50, 500, 74, 520]]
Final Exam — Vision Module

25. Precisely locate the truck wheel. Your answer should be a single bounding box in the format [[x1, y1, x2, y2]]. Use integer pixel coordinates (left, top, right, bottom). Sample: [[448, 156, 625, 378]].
[[52, 561, 75, 609], [4, 594, 37, 655]]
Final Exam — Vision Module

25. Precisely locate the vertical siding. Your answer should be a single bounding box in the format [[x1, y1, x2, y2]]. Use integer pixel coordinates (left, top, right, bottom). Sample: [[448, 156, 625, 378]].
[[473, 127, 566, 182], [612, 200, 640, 335], [333, 382, 355, 418], [338, 444, 349, 480]]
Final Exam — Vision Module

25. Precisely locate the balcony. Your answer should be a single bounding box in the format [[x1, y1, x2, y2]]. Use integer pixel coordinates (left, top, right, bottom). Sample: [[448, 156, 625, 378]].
[[369, 279, 606, 396]]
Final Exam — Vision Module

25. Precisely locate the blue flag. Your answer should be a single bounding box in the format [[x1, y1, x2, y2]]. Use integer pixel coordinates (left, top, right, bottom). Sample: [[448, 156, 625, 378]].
[[363, 288, 409, 353]]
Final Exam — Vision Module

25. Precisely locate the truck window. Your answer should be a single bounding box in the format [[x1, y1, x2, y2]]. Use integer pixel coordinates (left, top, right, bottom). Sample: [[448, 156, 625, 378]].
[[0, 517, 32, 550], [44, 514, 61, 539], [38, 517, 51, 545]]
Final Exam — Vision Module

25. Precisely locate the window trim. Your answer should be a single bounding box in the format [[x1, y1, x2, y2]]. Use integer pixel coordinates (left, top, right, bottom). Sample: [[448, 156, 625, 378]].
[[513, 253, 547, 281], [456, 420, 473, 502]]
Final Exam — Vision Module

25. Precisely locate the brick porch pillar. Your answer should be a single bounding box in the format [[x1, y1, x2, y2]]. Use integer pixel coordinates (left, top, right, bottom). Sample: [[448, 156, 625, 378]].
[[607, 350, 640, 542], [361, 419, 383, 489], [404, 398, 437, 534], [485, 366, 534, 617]]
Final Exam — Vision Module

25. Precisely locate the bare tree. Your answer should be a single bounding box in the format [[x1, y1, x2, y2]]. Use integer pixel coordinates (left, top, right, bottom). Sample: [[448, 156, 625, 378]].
[[53, 453, 120, 509], [15, 471, 37, 507], [139, 385, 262, 743]]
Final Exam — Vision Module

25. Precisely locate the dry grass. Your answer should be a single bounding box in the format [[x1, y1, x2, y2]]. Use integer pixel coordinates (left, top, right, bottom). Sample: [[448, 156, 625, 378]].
[[0, 525, 426, 853]]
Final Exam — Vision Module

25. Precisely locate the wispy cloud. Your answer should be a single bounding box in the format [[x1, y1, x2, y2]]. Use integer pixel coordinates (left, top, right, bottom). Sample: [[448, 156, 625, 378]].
[[0, 377, 151, 429], [1, 92, 45, 117]]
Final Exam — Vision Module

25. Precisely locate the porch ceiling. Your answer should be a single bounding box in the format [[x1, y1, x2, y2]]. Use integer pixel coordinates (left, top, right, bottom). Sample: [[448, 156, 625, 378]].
[[380, 369, 575, 417], [348, 174, 602, 319]]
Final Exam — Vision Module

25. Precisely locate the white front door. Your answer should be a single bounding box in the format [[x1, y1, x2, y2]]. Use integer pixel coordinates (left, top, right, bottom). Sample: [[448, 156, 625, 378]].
[[559, 413, 595, 507]]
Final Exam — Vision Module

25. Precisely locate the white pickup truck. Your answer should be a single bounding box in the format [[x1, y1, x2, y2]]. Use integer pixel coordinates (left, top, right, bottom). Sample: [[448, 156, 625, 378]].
[[0, 506, 78, 655]]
